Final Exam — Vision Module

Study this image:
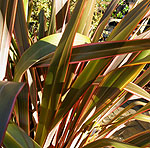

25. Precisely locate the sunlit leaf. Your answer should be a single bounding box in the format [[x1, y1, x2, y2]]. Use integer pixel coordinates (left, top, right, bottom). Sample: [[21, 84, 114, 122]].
[[124, 82, 150, 101], [0, 0, 18, 80], [14, 36, 150, 82], [35, 0, 90, 145], [92, 0, 119, 42], [134, 114, 150, 123]]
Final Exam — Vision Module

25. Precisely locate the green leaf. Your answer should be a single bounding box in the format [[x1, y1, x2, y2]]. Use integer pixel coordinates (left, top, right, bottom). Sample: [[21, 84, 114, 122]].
[[39, 9, 45, 39], [135, 67, 150, 85], [108, 0, 150, 41], [35, 0, 90, 145], [124, 130, 150, 147], [14, 85, 29, 134], [79, 64, 145, 131], [92, 0, 119, 42], [77, 0, 150, 125], [3, 122, 41, 148], [36, 38, 150, 66], [48, 0, 56, 34], [77, 0, 96, 35], [83, 138, 140, 148], [14, 33, 90, 82], [14, 0, 30, 55], [126, 54, 150, 67], [55, 1, 150, 130], [14, 36, 150, 82], [71, 38, 150, 64], [81, 0, 95, 36], [0, 81, 24, 144], [111, 67, 150, 107]]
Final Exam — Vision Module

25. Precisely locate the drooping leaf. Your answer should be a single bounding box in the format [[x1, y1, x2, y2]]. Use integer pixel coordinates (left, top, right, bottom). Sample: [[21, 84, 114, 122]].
[[3, 122, 41, 148], [0, 81, 24, 144], [14, 33, 90, 82]]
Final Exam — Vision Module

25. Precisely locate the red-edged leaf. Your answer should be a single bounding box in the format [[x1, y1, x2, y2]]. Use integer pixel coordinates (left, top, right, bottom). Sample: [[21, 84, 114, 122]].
[[0, 0, 18, 80], [0, 81, 24, 144]]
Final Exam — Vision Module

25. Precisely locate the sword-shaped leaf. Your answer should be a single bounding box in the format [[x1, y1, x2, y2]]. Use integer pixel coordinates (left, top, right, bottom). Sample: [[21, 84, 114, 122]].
[[83, 138, 140, 148], [14, 37, 150, 82], [0, 0, 18, 80], [0, 81, 24, 144], [71, 38, 150, 64], [14, 0, 30, 55], [77, 0, 96, 35], [124, 130, 150, 147], [15, 85, 29, 134], [38, 9, 45, 39], [124, 82, 150, 100], [23, 0, 28, 20], [64, 0, 150, 131], [108, 0, 150, 41], [134, 114, 150, 123], [55, 0, 69, 31], [92, 0, 119, 42], [3, 122, 41, 148], [14, 33, 90, 82], [35, 0, 89, 145]]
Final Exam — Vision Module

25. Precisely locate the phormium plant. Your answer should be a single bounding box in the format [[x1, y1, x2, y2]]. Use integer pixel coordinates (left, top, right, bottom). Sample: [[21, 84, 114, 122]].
[[0, 0, 150, 147]]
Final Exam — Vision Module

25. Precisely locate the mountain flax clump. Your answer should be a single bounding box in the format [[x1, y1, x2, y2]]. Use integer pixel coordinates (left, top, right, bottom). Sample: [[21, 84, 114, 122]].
[[0, 0, 150, 148]]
